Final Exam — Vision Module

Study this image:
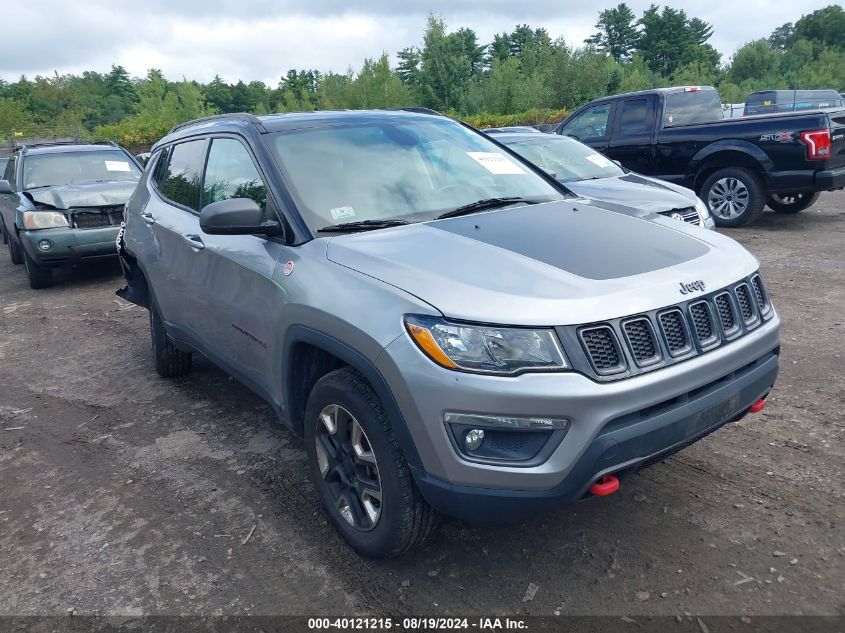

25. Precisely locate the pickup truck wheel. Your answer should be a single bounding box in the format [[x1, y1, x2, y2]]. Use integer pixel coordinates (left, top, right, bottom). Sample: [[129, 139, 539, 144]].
[[7, 232, 23, 265], [23, 250, 53, 289], [305, 367, 437, 558], [149, 301, 192, 377], [701, 167, 765, 227], [767, 192, 820, 213]]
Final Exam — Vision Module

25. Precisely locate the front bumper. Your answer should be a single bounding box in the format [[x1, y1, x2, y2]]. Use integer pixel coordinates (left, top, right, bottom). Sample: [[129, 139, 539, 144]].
[[375, 314, 779, 520], [20, 226, 120, 267]]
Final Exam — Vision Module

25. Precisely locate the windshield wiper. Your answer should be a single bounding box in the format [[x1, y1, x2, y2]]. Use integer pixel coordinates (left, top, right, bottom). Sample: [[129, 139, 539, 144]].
[[435, 197, 540, 220], [317, 219, 410, 233]]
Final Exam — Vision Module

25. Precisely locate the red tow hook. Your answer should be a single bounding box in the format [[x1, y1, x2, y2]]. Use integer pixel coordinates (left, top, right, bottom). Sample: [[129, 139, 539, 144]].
[[749, 398, 766, 414], [589, 474, 620, 496]]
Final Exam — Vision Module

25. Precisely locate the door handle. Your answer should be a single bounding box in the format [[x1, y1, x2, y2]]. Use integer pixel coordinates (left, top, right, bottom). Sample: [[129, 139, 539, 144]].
[[141, 212, 156, 225], [183, 234, 205, 250]]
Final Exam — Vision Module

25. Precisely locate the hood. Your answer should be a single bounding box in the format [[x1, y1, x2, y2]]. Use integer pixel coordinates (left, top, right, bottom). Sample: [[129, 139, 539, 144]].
[[25, 181, 137, 210], [565, 173, 697, 216], [326, 200, 758, 326]]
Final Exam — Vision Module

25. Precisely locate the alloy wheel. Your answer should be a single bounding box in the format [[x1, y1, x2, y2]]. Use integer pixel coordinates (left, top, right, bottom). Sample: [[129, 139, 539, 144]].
[[707, 177, 749, 220], [314, 404, 383, 531]]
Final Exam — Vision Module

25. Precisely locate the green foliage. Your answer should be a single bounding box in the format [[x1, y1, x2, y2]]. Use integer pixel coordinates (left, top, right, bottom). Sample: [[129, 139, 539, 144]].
[[585, 3, 640, 61], [2, 4, 844, 150]]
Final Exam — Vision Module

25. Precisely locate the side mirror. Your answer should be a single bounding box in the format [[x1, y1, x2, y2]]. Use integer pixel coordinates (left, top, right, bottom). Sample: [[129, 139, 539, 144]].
[[0, 180, 13, 194], [199, 198, 281, 236]]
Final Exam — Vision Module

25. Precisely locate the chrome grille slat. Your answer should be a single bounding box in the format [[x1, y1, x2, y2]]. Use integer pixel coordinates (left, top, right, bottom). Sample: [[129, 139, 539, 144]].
[[714, 292, 738, 334]]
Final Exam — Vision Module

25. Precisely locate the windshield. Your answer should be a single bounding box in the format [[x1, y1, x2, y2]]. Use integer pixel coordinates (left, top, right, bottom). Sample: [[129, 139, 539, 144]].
[[267, 117, 562, 230], [22, 150, 141, 190], [499, 135, 624, 182], [663, 90, 724, 127]]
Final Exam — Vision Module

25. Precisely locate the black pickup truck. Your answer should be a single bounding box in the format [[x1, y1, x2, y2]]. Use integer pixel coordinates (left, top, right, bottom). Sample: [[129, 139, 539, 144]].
[[554, 86, 845, 226]]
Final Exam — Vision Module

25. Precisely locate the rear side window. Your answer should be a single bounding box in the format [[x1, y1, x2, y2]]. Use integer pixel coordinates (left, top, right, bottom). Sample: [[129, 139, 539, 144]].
[[157, 140, 207, 211], [618, 98, 654, 135], [663, 90, 724, 127], [202, 138, 268, 217]]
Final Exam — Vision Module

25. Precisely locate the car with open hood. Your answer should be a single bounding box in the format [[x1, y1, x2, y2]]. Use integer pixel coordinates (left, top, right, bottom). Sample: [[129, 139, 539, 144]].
[[0, 142, 142, 288], [118, 109, 780, 558], [487, 130, 714, 229]]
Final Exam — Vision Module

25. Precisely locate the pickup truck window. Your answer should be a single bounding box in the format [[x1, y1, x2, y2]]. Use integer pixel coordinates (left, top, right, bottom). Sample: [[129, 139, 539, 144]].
[[663, 90, 724, 128], [618, 98, 655, 135], [562, 103, 613, 140]]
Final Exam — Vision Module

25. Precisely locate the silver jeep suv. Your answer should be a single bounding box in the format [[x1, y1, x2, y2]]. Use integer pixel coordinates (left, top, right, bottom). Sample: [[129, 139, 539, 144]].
[[118, 110, 780, 558]]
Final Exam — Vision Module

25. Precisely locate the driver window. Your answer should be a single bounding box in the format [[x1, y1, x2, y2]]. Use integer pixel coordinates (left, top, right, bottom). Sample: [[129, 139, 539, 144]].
[[203, 138, 269, 220], [562, 104, 612, 140]]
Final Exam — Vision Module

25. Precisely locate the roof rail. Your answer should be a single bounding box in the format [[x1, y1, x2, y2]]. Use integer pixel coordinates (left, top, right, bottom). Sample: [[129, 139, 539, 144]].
[[13, 139, 117, 152], [169, 113, 266, 135], [386, 107, 445, 116]]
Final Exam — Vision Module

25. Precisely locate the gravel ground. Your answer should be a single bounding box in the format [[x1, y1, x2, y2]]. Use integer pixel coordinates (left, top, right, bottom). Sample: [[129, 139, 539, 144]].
[[0, 194, 843, 618]]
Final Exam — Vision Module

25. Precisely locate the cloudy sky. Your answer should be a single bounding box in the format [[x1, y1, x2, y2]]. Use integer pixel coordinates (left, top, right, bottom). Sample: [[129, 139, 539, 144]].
[[1, 1, 831, 85]]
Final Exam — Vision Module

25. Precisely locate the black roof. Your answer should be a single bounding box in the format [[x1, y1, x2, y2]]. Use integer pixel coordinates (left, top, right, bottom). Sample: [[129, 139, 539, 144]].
[[157, 108, 449, 148], [588, 86, 718, 103]]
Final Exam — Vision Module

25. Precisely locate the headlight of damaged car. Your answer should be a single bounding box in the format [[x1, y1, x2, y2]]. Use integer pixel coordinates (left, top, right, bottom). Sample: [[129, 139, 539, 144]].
[[405, 315, 567, 374], [22, 211, 69, 230]]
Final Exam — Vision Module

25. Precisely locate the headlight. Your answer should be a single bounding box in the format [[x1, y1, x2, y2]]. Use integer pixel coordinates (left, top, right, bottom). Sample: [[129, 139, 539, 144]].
[[694, 197, 710, 222], [22, 211, 69, 230], [405, 315, 567, 374]]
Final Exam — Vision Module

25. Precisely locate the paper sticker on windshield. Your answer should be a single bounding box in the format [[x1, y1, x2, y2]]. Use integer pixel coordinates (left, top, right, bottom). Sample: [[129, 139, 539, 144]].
[[586, 154, 612, 168], [330, 206, 356, 221], [105, 161, 131, 172], [466, 152, 527, 175]]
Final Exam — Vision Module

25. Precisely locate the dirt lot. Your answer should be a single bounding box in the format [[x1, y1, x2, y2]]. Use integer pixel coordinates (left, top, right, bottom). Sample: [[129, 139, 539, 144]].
[[0, 195, 843, 618]]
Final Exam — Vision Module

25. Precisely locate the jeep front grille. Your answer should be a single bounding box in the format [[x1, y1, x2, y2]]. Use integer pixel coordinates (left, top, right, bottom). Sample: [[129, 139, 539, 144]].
[[735, 283, 756, 323], [658, 310, 690, 356], [579, 326, 624, 374], [623, 318, 660, 366], [558, 273, 774, 382], [714, 292, 736, 333]]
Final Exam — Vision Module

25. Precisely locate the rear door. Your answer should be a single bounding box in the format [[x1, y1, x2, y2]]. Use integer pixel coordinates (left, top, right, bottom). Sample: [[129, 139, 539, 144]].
[[606, 96, 657, 174], [190, 135, 287, 389], [557, 101, 616, 153]]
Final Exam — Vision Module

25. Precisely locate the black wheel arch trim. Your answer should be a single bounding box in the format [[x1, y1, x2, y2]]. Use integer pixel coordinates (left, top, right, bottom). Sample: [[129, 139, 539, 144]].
[[282, 325, 423, 470], [689, 140, 772, 185]]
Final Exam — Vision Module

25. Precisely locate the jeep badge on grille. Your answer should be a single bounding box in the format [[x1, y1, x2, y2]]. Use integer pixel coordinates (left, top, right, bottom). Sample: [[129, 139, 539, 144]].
[[679, 280, 706, 295]]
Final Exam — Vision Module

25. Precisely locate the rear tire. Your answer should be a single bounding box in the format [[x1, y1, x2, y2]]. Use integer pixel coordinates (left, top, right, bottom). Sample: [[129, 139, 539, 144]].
[[23, 250, 53, 289], [149, 301, 192, 377], [767, 191, 819, 213], [701, 167, 765, 227], [305, 367, 437, 558], [7, 232, 23, 265]]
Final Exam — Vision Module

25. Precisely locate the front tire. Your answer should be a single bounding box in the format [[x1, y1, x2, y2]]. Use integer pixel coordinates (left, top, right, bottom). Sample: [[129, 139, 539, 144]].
[[305, 367, 437, 558], [7, 232, 23, 265], [701, 167, 765, 227], [149, 301, 192, 377], [767, 191, 819, 213], [23, 250, 53, 289]]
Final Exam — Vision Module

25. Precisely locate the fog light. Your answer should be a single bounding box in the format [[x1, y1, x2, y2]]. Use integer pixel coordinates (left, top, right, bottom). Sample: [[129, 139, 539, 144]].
[[37, 239, 53, 251], [464, 429, 485, 451]]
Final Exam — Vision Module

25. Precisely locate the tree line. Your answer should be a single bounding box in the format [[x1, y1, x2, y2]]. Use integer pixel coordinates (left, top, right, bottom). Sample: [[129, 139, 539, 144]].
[[1, 4, 844, 149]]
